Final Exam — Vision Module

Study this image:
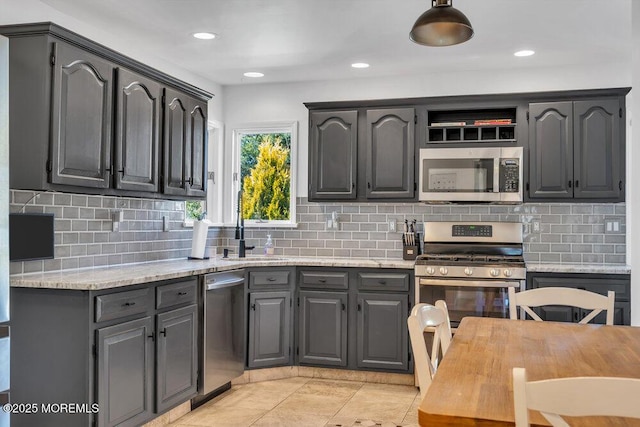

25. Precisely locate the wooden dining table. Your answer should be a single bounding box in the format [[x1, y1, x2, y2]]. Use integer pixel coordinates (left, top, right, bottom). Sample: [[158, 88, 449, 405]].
[[418, 317, 640, 426]]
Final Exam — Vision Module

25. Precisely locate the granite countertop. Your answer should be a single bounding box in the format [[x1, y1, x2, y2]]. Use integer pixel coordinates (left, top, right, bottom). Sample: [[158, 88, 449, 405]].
[[10, 257, 630, 291], [9, 256, 416, 290], [525, 263, 631, 275]]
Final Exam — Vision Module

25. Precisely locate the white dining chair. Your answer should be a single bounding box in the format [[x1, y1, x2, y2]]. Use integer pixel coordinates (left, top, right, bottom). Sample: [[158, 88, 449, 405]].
[[512, 367, 640, 426], [508, 287, 615, 325], [407, 301, 452, 399]]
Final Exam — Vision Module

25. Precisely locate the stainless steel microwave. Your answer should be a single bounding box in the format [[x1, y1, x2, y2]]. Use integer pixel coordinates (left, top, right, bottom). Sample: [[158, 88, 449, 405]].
[[418, 146, 523, 203]]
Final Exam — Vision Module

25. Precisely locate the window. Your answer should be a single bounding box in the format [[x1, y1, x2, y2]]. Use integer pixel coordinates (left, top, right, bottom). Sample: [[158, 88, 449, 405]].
[[184, 120, 224, 226], [232, 122, 297, 227]]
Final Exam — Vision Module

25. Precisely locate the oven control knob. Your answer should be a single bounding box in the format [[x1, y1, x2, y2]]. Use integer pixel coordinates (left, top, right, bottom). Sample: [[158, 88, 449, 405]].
[[439, 267, 449, 275], [464, 267, 473, 276], [426, 267, 436, 275], [504, 269, 513, 278], [490, 268, 500, 277]]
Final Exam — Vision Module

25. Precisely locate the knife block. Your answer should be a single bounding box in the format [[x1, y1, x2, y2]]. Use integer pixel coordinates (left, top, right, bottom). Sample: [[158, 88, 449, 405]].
[[402, 233, 420, 260]]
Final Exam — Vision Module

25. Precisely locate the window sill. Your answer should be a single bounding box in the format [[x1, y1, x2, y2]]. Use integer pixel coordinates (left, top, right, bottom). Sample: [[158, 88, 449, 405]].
[[182, 220, 224, 228], [221, 222, 299, 229]]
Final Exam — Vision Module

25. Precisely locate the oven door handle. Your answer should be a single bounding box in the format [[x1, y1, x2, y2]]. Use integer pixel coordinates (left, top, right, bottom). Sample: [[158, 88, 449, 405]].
[[418, 278, 521, 288]]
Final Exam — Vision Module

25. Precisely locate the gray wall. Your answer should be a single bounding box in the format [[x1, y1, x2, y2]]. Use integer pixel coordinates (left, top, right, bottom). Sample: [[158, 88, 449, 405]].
[[11, 189, 625, 274]]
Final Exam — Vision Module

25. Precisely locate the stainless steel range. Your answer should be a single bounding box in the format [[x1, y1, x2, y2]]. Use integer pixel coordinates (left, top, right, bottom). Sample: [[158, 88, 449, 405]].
[[415, 221, 526, 328]]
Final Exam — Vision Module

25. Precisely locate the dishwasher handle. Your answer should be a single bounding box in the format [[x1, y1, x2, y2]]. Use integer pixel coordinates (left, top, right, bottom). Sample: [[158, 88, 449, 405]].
[[206, 277, 245, 291]]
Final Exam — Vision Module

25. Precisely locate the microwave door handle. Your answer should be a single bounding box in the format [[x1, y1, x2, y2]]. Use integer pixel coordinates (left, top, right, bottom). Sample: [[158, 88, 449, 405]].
[[494, 159, 500, 193]]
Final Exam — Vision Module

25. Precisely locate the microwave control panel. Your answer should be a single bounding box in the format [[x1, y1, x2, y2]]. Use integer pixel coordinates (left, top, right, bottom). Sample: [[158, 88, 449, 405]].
[[499, 158, 520, 193]]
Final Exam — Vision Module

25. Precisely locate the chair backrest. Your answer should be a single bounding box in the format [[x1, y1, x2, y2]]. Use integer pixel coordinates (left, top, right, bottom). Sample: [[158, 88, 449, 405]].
[[407, 301, 452, 399], [508, 287, 615, 325], [512, 367, 640, 426]]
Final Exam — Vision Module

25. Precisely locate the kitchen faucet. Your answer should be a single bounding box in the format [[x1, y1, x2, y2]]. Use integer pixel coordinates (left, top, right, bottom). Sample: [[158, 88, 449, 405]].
[[235, 190, 254, 257]]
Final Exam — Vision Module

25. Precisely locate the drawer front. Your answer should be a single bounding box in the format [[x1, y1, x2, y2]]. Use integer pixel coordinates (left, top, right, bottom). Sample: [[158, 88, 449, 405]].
[[530, 275, 630, 301], [95, 288, 149, 323], [249, 271, 290, 289], [357, 272, 409, 292], [299, 271, 348, 289], [156, 279, 198, 309]]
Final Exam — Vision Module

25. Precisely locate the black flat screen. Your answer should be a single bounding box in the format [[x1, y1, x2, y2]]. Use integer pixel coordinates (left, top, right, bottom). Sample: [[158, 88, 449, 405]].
[[9, 213, 55, 261]]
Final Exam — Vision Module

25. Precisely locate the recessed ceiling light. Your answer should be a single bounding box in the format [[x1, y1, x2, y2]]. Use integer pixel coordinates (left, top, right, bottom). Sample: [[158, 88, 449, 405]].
[[351, 62, 370, 69], [193, 32, 217, 40], [243, 72, 264, 78], [514, 50, 535, 57]]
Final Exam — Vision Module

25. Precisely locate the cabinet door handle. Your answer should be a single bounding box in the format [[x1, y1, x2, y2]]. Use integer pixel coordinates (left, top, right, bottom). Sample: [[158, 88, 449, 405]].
[[148, 332, 155, 341], [367, 182, 371, 189], [568, 180, 572, 188], [177, 291, 188, 296], [267, 277, 276, 282], [575, 180, 579, 188], [341, 303, 346, 311], [123, 301, 136, 307], [378, 280, 387, 285], [357, 303, 361, 311], [619, 180, 623, 191], [118, 168, 125, 174], [251, 303, 256, 311], [160, 328, 167, 337], [318, 279, 326, 283], [184, 177, 193, 186], [573, 311, 579, 321]]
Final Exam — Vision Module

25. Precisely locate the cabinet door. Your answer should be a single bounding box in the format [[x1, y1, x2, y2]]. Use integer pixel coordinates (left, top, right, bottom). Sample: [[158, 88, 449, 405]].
[[97, 316, 154, 427], [298, 290, 348, 367], [163, 88, 189, 196], [114, 68, 161, 192], [50, 42, 113, 188], [187, 99, 207, 197], [365, 108, 415, 199], [156, 304, 198, 412], [248, 291, 291, 368], [309, 111, 358, 200], [356, 293, 408, 371], [528, 102, 573, 199], [573, 99, 622, 199]]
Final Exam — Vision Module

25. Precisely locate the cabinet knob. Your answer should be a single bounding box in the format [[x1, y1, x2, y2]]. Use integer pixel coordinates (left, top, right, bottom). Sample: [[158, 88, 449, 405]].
[[568, 180, 572, 188], [318, 279, 326, 283], [575, 180, 579, 188], [160, 328, 167, 337], [177, 291, 188, 296], [378, 280, 386, 285], [357, 303, 362, 311], [123, 301, 136, 307], [251, 303, 256, 311], [267, 277, 276, 282]]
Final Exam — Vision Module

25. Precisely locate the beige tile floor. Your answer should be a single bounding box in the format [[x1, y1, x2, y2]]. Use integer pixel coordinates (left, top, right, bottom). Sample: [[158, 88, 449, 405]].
[[169, 377, 421, 427]]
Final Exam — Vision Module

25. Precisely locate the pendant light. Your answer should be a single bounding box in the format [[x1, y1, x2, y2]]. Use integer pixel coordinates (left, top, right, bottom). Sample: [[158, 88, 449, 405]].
[[410, 0, 474, 47]]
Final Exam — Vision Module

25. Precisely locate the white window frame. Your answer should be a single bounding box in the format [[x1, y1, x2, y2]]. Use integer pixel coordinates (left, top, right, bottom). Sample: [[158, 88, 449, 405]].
[[184, 120, 224, 227], [230, 121, 298, 228]]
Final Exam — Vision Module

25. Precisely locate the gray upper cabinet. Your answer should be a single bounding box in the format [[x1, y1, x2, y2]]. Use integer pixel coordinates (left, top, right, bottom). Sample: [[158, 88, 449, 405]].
[[114, 68, 161, 192], [0, 22, 211, 199], [51, 42, 113, 189], [309, 110, 358, 200], [528, 98, 623, 201], [298, 290, 348, 367], [365, 108, 415, 199], [163, 88, 208, 197]]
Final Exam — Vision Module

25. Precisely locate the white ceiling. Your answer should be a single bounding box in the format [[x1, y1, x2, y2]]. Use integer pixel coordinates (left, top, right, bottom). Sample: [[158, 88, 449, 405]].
[[27, 0, 635, 86]]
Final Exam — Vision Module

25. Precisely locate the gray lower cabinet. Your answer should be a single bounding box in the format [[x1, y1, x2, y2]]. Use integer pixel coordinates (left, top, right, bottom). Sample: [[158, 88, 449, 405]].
[[298, 290, 348, 367], [527, 272, 630, 325], [248, 291, 291, 368], [356, 293, 408, 371], [10, 277, 199, 427], [97, 316, 154, 427], [528, 98, 624, 201], [156, 304, 198, 412]]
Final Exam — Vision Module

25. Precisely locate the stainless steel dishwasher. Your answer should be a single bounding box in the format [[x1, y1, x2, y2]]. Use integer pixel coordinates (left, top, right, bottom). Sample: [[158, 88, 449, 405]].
[[200, 270, 245, 396]]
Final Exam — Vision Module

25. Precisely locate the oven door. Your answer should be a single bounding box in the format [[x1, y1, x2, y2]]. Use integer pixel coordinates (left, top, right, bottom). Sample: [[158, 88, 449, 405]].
[[418, 278, 523, 328]]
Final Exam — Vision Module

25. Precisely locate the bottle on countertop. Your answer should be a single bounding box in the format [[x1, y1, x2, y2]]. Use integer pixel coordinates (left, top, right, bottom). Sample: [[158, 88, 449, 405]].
[[264, 234, 274, 256]]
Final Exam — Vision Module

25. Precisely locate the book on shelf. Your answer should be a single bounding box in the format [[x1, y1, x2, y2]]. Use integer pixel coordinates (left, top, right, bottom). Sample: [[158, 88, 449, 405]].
[[473, 118, 513, 125], [431, 121, 467, 127]]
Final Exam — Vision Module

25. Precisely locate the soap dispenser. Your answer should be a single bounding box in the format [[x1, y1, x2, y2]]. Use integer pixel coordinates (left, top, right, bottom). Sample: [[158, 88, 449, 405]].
[[264, 234, 274, 256]]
